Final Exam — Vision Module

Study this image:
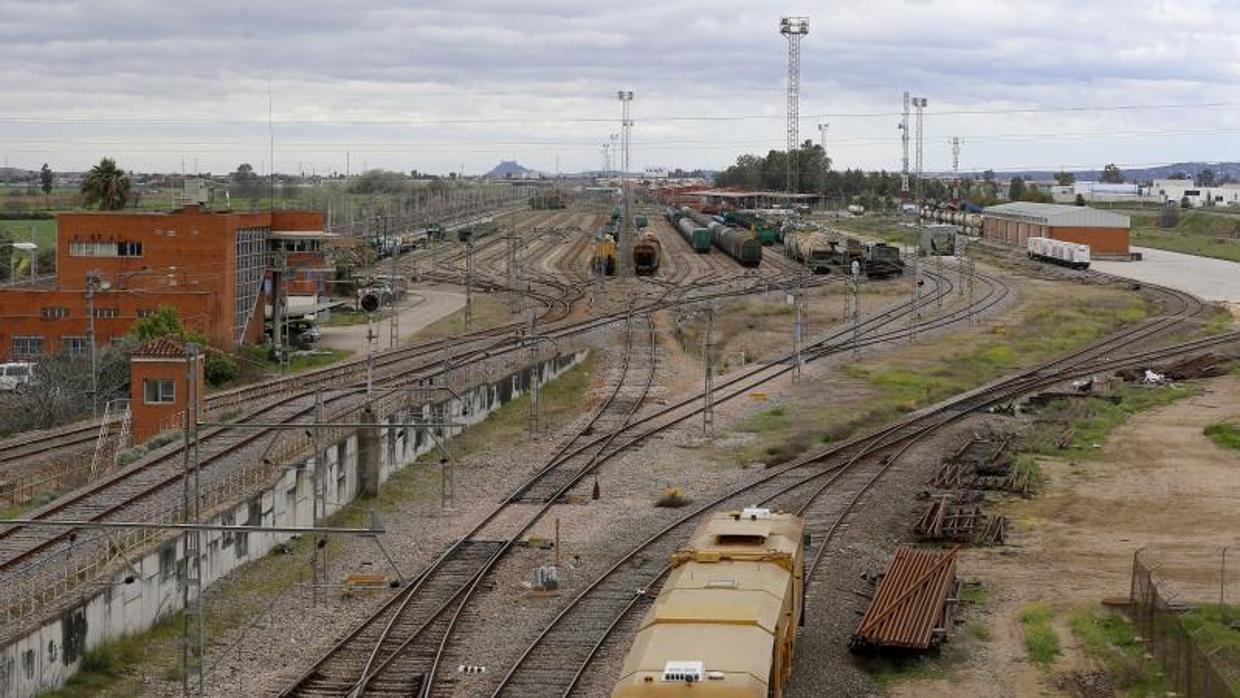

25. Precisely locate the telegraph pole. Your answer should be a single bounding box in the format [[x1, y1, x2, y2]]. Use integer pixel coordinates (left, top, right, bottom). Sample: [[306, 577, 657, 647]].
[[792, 272, 805, 382], [464, 238, 474, 331], [180, 343, 203, 697], [85, 270, 102, 418], [818, 122, 830, 206], [900, 91, 911, 196], [702, 306, 715, 436], [909, 96, 928, 341], [389, 226, 400, 349], [526, 309, 541, 437], [850, 261, 862, 359], [780, 16, 809, 194]]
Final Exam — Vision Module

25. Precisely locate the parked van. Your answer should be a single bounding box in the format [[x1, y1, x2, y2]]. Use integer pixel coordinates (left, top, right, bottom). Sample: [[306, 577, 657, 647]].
[[0, 362, 35, 392]]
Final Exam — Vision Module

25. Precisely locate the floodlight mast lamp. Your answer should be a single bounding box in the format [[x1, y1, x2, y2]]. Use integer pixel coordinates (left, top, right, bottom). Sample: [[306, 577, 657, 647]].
[[780, 16, 809, 195]]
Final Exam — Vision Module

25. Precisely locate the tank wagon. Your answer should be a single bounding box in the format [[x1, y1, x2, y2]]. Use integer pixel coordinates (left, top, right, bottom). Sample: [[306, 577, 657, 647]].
[[666, 207, 713, 252], [611, 508, 806, 698], [593, 226, 617, 276], [633, 231, 662, 275], [1027, 236, 1090, 269], [684, 207, 762, 268], [864, 242, 905, 279], [919, 224, 957, 256], [783, 231, 835, 274], [724, 210, 781, 245]]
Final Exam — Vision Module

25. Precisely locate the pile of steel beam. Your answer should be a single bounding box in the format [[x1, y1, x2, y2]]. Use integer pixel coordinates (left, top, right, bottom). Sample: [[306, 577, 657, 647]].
[[913, 495, 1006, 544], [851, 546, 960, 652]]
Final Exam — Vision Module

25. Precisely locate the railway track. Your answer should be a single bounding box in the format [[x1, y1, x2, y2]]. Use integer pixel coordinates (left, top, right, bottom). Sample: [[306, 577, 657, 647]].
[[491, 310, 1236, 697], [279, 311, 661, 697], [274, 265, 997, 696]]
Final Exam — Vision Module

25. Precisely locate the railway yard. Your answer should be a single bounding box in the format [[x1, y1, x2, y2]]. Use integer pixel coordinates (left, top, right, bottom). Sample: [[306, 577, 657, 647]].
[[1, 201, 1238, 698]]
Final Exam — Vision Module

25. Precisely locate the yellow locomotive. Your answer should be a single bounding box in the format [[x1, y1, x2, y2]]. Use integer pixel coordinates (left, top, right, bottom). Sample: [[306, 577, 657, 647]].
[[612, 508, 806, 698]]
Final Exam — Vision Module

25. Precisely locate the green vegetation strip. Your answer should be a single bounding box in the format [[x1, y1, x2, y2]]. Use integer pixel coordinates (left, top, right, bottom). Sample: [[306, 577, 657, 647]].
[[39, 351, 596, 696], [1019, 602, 1061, 668], [1069, 610, 1167, 696], [1129, 210, 1240, 263], [1204, 422, 1240, 450]]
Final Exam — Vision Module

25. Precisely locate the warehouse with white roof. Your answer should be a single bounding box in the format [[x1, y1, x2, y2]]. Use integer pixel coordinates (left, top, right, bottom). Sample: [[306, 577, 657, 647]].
[[982, 202, 1131, 256]]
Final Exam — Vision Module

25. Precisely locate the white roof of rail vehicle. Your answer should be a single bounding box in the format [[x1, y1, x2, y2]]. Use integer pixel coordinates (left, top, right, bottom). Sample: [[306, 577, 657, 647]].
[[983, 202, 1130, 228]]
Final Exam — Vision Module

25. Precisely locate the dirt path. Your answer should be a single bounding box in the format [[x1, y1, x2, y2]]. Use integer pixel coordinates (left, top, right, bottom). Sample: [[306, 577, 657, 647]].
[[894, 375, 1240, 697]]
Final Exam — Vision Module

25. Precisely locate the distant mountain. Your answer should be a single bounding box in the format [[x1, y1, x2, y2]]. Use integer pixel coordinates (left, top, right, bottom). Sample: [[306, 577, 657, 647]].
[[485, 160, 538, 178]]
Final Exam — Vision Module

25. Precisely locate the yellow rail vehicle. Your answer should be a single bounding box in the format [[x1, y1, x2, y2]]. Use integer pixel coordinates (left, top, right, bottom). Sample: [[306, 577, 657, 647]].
[[612, 508, 806, 698]]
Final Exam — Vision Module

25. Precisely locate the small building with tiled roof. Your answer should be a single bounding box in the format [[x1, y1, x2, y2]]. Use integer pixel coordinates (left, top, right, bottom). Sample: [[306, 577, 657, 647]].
[[130, 336, 204, 442]]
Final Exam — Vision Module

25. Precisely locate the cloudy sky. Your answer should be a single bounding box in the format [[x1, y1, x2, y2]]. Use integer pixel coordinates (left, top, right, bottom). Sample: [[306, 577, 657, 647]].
[[0, 0, 1237, 176]]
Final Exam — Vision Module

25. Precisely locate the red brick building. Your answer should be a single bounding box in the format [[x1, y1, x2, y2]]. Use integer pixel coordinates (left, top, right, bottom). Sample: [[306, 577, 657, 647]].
[[981, 202, 1131, 256], [129, 337, 205, 442], [0, 205, 332, 361]]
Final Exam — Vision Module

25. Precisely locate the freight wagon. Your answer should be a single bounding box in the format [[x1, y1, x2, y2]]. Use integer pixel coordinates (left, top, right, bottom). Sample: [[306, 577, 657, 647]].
[[666, 207, 713, 253], [611, 508, 806, 698], [593, 226, 617, 275], [784, 231, 835, 274], [684, 207, 761, 267], [864, 242, 905, 279], [1027, 236, 1090, 270], [633, 231, 662, 275], [724, 210, 781, 245]]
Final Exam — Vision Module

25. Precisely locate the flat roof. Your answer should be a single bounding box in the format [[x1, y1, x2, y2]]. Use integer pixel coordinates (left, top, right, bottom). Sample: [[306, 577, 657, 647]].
[[269, 230, 339, 239], [983, 202, 1130, 228], [692, 189, 819, 200]]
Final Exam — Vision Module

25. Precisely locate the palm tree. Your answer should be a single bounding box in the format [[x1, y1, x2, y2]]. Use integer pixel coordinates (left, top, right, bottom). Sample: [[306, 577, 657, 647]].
[[80, 158, 131, 210]]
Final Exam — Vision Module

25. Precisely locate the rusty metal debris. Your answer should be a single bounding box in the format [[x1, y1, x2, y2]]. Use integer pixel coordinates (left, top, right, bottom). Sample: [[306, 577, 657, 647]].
[[1116, 352, 1233, 382], [851, 546, 960, 652], [913, 495, 1007, 545]]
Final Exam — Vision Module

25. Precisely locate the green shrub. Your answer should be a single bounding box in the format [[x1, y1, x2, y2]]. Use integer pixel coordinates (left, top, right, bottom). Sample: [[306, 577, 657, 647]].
[[1019, 603, 1061, 668]]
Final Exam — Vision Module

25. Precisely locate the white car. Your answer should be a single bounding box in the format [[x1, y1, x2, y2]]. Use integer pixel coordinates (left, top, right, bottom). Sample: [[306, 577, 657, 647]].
[[0, 362, 35, 392]]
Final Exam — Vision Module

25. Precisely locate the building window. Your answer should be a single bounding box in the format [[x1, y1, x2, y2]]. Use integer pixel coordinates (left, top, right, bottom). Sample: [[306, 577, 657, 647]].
[[143, 378, 175, 404], [94, 307, 119, 318], [136, 308, 154, 318], [12, 336, 43, 357], [62, 336, 89, 357], [40, 307, 69, 319], [68, 241, 143, 257]]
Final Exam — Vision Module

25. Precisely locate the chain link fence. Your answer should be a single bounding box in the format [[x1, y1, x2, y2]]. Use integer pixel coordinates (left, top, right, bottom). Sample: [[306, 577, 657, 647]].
[[1130, 548, 1240, 697]]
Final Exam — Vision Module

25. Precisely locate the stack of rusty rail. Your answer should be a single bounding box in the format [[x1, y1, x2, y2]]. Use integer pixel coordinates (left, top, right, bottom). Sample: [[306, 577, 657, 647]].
[[913, 495, 1006, 545], [918, 436, 1013, 545], [851, 546, 960, 652], [927, 436, 1030, 496]]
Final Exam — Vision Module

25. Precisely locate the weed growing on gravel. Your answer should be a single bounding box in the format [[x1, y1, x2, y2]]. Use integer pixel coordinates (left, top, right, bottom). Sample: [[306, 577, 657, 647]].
[[1019, 602, 1061, 668], [1068, 610, 1167, 696], [958, 581, 990, 606], [1204, 422, 1240, 450], [1024, 385, 1198, 459]]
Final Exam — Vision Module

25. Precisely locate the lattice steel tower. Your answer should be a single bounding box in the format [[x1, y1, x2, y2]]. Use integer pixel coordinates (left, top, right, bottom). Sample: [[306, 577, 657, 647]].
[[780, 16, 809, 194]]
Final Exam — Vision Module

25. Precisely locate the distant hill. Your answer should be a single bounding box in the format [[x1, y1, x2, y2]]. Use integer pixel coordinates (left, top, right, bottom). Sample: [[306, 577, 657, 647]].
[[958, 162, 1240, 184], [485, 160, 538, 179]]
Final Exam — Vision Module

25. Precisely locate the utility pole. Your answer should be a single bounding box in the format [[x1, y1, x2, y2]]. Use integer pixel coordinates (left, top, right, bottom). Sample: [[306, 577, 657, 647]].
[[818, 123, 830, 207], [617, 90, 634, 277], [507, 222, 519, 313], [951, 136, 961, 202], [389, 228, 400, 349], [85, 270, 102, 418], [526, 309, 541, 437], [702, 305, 715, 437], [780, 16, 809, 195], [910, 96, 928, 341], [464, 238, 474, 331], [899, 91, 911, 197], [792, 272, 805, 382], [180, 343, 203, 697], [312, 389, 327, 606], [850, 261, 862, 359]]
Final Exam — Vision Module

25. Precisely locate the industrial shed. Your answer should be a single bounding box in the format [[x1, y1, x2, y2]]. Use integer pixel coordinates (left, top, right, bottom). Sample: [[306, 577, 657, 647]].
[[982, 202, 1131, 256]]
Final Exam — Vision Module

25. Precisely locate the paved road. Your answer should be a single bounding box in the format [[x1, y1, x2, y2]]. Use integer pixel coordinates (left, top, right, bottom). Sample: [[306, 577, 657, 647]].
[[317, 288, 466, 355], [1093, 246, 1240, 303]]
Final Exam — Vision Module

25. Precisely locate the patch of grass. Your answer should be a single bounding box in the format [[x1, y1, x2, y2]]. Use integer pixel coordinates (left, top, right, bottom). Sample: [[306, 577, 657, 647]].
[[410, 293, 510, 341], [1069, 610, 1167, 696], [1010, 453, 1048, 492], [1204, 422, 1240, 450], [1130, 210, 1240, 263], [1024, 385, 1199, 459], [35, 617, 186, 698], [866, 655, 954, 686], [1019, 602, 1061, 668], [958, 581, 990, 606], [288, 348, 352, 371], [1179, 603, 1240, 657], [970, 623, 993, 642]]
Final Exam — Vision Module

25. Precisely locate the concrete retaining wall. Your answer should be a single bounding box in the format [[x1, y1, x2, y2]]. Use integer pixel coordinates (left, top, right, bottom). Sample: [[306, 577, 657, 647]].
[[0, 350, 586, 698]]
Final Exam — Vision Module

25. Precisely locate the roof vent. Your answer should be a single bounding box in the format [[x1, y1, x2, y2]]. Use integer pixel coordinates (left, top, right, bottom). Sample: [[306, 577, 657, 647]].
[[662, 660, 704, 683], [742, 507, 772, 520]]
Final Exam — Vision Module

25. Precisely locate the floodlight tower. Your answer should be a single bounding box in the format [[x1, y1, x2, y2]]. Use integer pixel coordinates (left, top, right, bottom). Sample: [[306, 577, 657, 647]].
[[780, 16, 809, 195], [899, 91, 911, 196]]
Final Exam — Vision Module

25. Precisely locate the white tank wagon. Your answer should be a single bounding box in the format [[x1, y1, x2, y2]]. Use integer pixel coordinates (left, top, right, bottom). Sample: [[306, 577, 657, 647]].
[[1027, 236, 1090, 270]]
